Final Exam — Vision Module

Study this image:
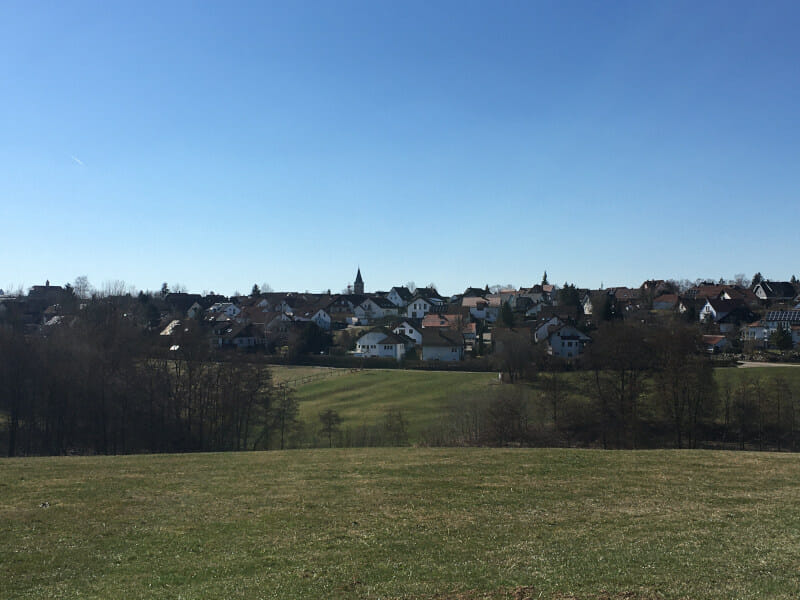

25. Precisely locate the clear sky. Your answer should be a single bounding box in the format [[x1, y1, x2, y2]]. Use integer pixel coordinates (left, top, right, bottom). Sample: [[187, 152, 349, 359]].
[[2, 1, 799, 296]]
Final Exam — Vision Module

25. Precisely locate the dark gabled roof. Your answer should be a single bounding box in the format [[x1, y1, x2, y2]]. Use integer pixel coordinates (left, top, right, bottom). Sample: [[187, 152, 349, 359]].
[[463, 287, 487, 297], [706, 298, 744, 313], [164, 292, 203, 308], [366, 296, 397, 309], [612, 287, 641, 301], [237, 305, 269, 324], [389, 317, 423, 331], [551, 325, 591, 341], [377, 331, 407, 345], [358, 327, 406, 346], [652, 294, 680, 306], [757, 281, 797, 299], [408, 294, 433, 305], [390, 286, 414, 301], [230, 324, 261, 339], [418, 287, 444, 301], [421, 328, 463, 347], [292, 305, 329, 320], [329, 294, 367, 306], [519, 284, 544, 294], [706, 299, 755, 324], [537, 305, 580, 322], [717, 307, 756, 324], [29, 284, 65, 294]]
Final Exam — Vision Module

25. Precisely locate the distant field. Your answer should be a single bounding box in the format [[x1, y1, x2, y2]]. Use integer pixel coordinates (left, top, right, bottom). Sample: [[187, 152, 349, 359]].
[[715, 365, 800, 387], [2, 448, 800, 599], [269, 365, 340, 385], [292, 369, 497, 439], [279, 365, 800, 445]]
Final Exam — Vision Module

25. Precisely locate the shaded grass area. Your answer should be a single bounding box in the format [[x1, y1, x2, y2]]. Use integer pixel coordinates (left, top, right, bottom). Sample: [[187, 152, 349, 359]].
[[269, 365, 339, 385], [2, 449, 800, 599], [294, 370, 496, 438]]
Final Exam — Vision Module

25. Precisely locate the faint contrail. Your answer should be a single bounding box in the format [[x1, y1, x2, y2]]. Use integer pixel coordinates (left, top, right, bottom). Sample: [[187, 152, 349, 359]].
[[70, 155, 85, 166]]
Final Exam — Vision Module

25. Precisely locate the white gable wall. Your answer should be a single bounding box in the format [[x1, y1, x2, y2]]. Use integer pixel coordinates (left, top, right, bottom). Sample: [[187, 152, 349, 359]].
[[407, 299, 432, 319]]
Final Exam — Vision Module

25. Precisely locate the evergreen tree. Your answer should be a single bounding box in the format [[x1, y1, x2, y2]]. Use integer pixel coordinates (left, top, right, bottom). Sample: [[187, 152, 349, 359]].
[[500, 301, 515, 328], [319, 409, 342, 448], [557, 282, 581, 309], [771, 326, 793, 351]]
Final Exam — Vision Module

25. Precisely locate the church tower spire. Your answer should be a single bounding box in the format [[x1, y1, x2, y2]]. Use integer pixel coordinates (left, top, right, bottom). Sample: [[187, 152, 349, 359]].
[[354, 267, 364, 295]]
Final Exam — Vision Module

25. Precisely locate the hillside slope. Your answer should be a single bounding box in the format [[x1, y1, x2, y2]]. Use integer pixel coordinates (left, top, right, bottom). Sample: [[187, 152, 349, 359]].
[[3, 448, 800, 599]]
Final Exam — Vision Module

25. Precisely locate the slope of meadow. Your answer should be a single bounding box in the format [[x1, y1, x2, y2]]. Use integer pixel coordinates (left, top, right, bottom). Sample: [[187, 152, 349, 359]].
[[292, 369, 497, 438], [3, 448, 800, 599], [286, 365, 800, 446]]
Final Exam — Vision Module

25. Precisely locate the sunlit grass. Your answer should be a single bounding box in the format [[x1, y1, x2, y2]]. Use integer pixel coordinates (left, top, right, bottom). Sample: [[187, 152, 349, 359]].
[[286, 366, 800, 445], [294, 369, 496, 438], [2, 449, 799, 599]]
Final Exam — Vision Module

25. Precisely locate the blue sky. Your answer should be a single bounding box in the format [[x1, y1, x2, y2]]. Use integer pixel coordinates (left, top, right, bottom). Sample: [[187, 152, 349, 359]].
[[2, 1, 799, 296]]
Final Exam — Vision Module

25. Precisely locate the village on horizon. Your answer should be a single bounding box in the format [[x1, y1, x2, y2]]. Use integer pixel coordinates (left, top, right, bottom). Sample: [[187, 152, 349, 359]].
[[3, 267, 800, 363]]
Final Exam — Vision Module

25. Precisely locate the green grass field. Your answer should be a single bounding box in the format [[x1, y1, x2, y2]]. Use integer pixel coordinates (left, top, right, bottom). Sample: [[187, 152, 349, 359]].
[[2, 448, 800, 599], [269, 365, 340, 385], [280, 366, 800, 446], [291, 369, 497, 439], [714, 365, 800, 387]]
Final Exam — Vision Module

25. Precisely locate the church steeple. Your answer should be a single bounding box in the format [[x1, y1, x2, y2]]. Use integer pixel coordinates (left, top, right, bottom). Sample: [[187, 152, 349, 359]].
[[354, 267, 364, 295]]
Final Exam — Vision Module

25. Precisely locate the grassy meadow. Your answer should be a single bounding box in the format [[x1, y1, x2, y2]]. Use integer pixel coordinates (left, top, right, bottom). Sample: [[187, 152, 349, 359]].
[[278, 365, 800, 445], [290, 369, 497, 439], [3, 448, 800, 599], [714, 364, 800, 388]]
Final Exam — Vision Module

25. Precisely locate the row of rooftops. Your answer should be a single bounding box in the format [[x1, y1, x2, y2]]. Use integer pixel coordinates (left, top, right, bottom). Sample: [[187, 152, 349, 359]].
[[7, 278, 796, 310], [8, 278, 799, 331]]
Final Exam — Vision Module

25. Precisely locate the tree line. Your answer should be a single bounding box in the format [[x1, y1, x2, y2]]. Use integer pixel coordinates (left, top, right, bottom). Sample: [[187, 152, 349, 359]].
[[2, 299, 798, 455], [425, 321, 800, 451], [0, 303, 276, 456], [0, 299, 413, 456]]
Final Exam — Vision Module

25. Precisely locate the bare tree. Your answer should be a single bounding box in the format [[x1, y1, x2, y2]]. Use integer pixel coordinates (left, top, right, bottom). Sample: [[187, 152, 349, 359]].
[[271, 385, 299, 450], [586, 322, 653, 449], [652, 325, 715, 449], [74, 275, 92, 299], [492, 329, 534, 383], [319, 409, 342, 448], [100, 280, 132, 297], [733, 273, 751, 288]]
